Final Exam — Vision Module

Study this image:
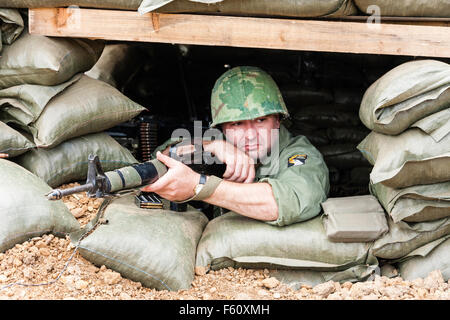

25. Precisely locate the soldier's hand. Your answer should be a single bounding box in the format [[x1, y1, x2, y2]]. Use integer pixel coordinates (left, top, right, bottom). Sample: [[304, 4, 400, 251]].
[[203, 140, 255, 183], [140, 151, 200, 202]]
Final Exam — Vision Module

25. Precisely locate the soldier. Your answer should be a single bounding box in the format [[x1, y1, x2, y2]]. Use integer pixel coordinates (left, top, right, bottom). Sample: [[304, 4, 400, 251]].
[[142, 66, 329, 226]]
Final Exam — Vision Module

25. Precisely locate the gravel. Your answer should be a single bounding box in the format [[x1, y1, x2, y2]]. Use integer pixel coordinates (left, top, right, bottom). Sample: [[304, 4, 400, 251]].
[[0, 183, 449, 300]]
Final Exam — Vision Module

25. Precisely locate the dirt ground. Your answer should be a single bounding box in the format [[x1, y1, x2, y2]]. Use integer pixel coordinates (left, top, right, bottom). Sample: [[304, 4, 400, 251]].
[[0, 183, 449, 300]]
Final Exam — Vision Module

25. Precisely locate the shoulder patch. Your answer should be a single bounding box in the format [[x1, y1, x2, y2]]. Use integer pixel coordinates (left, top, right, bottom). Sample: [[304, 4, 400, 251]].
[[288, 154, 307, 167]]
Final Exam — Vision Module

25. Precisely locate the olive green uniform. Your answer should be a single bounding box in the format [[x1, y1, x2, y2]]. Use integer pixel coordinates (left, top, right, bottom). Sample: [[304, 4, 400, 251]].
[[255, 124, 329, 226]]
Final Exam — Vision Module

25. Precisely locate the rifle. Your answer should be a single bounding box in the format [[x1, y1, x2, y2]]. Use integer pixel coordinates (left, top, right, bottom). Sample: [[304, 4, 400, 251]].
[[45, 141, 225, 211]]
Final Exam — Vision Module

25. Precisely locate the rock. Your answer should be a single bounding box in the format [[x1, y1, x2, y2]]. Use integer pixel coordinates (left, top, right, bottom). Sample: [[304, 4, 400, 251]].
[[262, 277, 279, 289], [257, 289, 268, 297], [202, 293, 211, 300], [195, 266, 207, 276], [312, 281, 336, 298], [0, 275, 7, 283], [209, 287, 217, 293], [120, 292, 131, 300], [72, 207, 85, 218], [424, 270, 444, 290], [327, 293, 343, 300], [75, 280, 89, 290], [342, 281, 353, 289], [412, 278, 424, 288], [0, 253, 4, 261], [103, 271, 122, 285], [13, 258, 23, 267], [234, 292, 252, 300], [35, 241, 47, 249], [273, 292, 281, 299], [39, 247, 51, 256]]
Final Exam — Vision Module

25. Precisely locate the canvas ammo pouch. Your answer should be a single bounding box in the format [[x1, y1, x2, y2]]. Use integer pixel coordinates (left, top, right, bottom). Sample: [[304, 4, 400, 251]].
[[321, 195, 389, 242]]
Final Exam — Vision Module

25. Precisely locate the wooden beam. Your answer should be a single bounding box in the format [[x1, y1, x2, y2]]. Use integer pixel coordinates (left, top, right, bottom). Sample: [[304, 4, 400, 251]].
[[29, 8, 450, 58]]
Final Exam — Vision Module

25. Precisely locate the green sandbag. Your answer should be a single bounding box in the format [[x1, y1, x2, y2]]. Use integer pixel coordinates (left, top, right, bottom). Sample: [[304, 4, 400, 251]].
[[0, 121, 34, 157], [27, 75, 146, 148], [371, 216, 450, 260], [326, 127, 371, 144], [85, 44, 143, 90], [196, 212, 377, 274], [0, 159, 80, 253], [270, 263, 379, 288], [398, 237, 450, 281], [355, 0, 450, 18], [0, 0, 142, 10], [370, 182, 450, 223], [71, 194, 208, 291], [14, 132, 138, 188], [357, 128, 450, 189], [412, 108, 450, 143], [0, 74, 81, 126], [0, 31, 104, 89], [359, 60, 450, 135], [142, 0, 357, 17], [0, 8, 23, 46]]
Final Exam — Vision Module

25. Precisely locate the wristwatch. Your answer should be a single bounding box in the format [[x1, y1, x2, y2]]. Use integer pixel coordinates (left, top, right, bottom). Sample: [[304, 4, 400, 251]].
[[193, 174, 208, 197]]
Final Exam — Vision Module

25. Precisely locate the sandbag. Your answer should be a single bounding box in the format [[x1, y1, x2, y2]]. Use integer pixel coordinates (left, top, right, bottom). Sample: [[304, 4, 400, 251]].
[[370, 182, 450, 223], [355, 0, 450, 18], [0, 121, 34, 157], [0, 159, 80, 253], [26, 75, 146, 148], [141, 0, 357, 17], [270, 264, 379, 288], [0, 31, 104, 89], [14, 132, 138, 188], [398, 237, 450, 281], [196, 212, 377, 275], [0, 74, 81, 126], [412, 108, 450, 143], [371, 216, 450, 260], [321, 195, 388, 243], [318, 144, 371, 170], [357, 129, 450, 189], [85, 44, 144, 90], [71, 194, 208, 290], [0, 8, 23, 47], [293, 104, 362, 128], [359, 60, 450, 135], [0, 1, 142, 9]]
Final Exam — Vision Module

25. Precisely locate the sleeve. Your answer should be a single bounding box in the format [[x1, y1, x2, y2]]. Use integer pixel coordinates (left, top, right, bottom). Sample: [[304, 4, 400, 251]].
[[259, 148, 330, 227]]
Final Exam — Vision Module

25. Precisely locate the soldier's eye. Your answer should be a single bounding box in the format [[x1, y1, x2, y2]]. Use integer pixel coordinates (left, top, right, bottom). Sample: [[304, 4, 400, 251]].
[[232, 122, 242, 126]]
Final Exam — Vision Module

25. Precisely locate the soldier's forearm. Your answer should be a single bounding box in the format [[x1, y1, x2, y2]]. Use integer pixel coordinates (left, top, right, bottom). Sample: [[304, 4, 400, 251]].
[[204, 180, 279, 222]]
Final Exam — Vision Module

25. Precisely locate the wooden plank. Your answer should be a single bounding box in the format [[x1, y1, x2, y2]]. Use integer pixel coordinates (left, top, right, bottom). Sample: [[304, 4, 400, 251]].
[[29, 8, 450, 58]]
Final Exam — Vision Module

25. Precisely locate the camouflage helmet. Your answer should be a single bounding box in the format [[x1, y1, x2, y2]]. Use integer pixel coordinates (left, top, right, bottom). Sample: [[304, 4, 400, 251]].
[[210, 66, 289, 127]]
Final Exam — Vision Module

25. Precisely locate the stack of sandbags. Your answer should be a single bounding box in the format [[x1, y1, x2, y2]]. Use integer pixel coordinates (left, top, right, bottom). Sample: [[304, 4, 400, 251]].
[[357, 59, 450, 280], [140, 0, 357, 17], [0, 28, 146, 186], [85, 43, 145, 92]]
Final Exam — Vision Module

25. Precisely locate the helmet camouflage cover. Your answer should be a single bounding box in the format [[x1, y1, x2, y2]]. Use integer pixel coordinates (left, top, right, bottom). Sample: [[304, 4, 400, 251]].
[[210, 66, 289, 127]]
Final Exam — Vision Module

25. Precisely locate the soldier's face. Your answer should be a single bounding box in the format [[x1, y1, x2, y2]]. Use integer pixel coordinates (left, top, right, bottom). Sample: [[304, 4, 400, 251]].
[[222, 115, 280, 160]]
